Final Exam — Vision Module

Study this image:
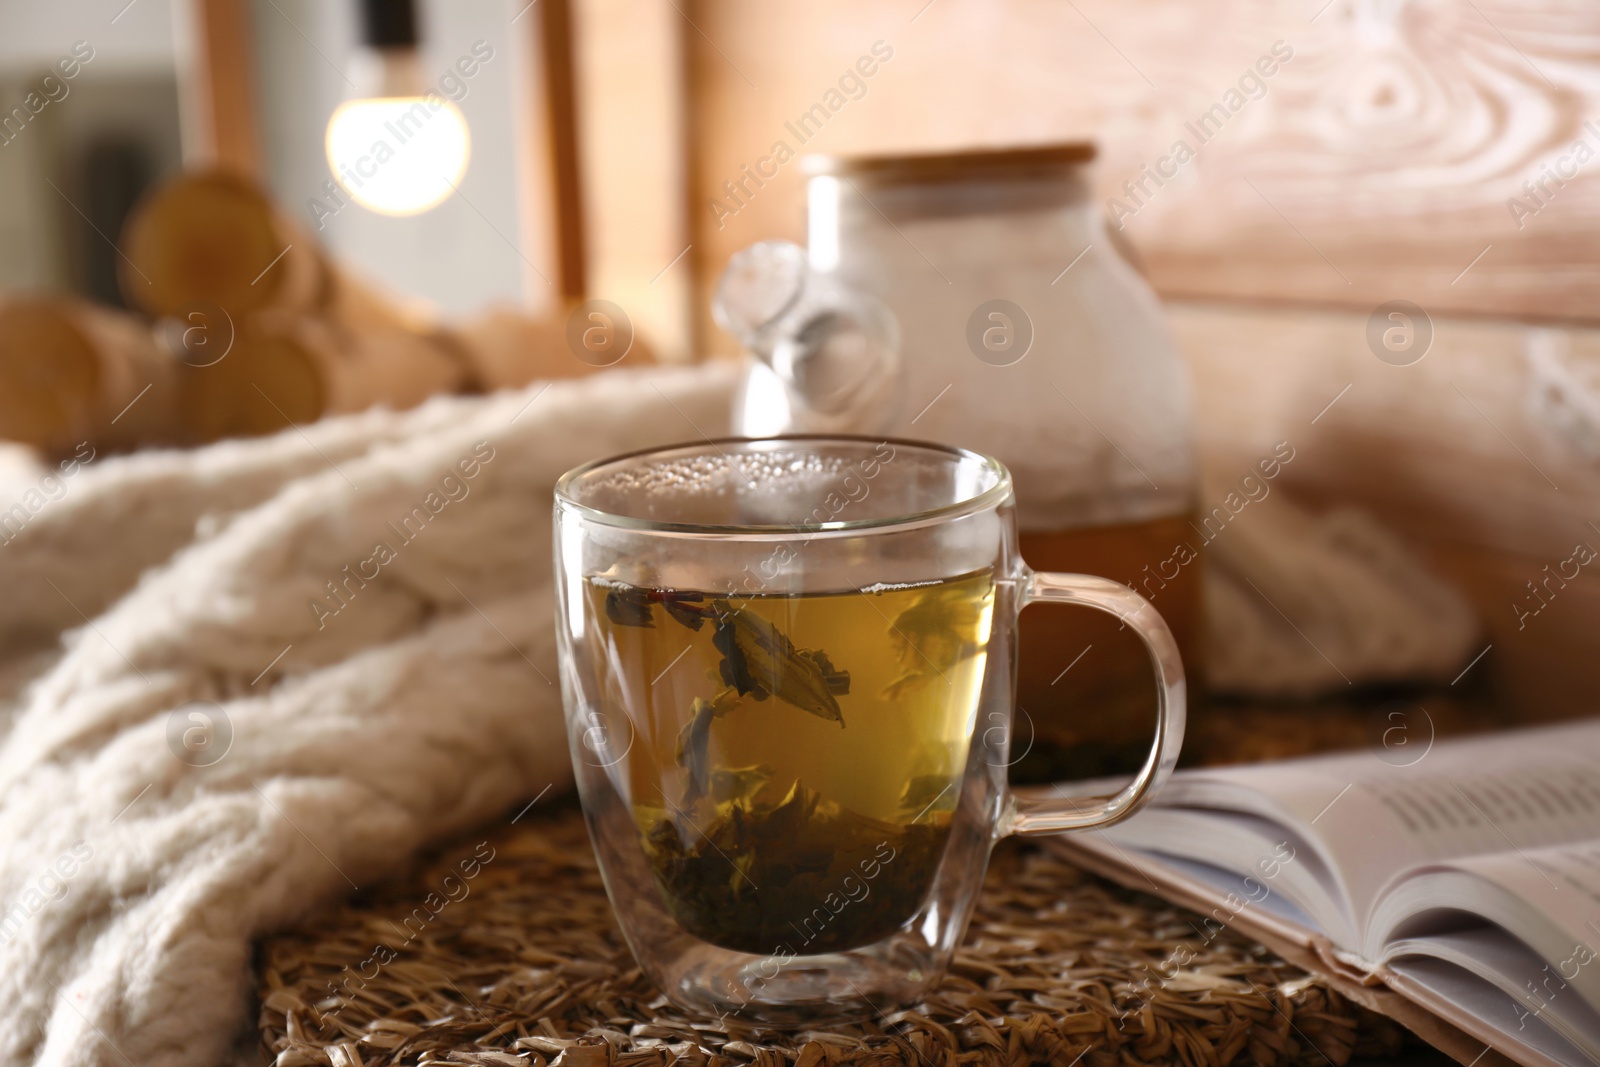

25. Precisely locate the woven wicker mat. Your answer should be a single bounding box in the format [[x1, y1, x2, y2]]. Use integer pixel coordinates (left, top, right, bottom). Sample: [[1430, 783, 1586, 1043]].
[[257, 803, 1412, 1067]]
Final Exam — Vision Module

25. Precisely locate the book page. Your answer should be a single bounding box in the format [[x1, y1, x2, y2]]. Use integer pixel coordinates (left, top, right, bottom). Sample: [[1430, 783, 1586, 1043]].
[[1139, 720, 1600, 925], [1424, 842, 1600, 1010], [1101, 806, 1354, 940], [1388, 953, 1600, 1067]]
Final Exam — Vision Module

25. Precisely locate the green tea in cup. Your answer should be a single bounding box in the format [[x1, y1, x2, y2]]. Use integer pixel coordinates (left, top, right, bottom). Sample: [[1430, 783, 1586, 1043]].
[[589, 570, 994, 954]]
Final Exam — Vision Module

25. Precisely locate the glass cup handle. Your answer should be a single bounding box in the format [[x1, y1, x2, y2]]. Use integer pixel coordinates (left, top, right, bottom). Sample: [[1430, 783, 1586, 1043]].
[[1002, 569, 1187, 837]]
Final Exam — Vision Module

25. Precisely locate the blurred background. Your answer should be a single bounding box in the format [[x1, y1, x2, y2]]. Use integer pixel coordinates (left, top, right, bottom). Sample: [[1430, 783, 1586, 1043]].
[[1, 0, 1596, 730]]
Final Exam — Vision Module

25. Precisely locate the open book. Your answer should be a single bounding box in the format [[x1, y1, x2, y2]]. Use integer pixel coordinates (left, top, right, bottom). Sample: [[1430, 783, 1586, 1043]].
[[1054, 719, 1600, 1067]]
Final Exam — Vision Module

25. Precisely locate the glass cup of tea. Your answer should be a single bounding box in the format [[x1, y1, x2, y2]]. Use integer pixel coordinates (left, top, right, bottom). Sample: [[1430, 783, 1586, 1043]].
[[553, 436, 1184, 1026]]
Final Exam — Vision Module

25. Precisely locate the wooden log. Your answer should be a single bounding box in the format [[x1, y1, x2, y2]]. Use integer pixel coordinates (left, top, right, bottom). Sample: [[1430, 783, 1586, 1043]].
[[179, 317, 324, 442], [119, 167, 653, 442], [181, 313, 464, 443], [121, 167, 479, 440], [445, 301, 650, 391], [119, 169, 428, 335], [0, 295, 180, 453], [315, 319, 464, 415], [120, 170, 326, 319]]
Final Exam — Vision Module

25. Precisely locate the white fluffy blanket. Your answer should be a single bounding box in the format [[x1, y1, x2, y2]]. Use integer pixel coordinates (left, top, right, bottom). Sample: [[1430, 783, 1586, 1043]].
[[0, 364, 739, 1067]]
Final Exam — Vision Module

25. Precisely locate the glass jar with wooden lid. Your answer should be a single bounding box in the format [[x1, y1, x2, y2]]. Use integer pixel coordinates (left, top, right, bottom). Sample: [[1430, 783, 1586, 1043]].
[[715, 142, 1202, 781]]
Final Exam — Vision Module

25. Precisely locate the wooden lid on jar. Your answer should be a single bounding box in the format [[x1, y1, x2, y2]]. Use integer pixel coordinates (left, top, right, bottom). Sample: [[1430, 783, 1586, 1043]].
[[803, 142, 1096, 183]]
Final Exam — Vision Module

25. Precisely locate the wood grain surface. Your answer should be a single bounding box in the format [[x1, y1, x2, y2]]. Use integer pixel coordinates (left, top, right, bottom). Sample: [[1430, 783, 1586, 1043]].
[[684, 0, 1600, 340]]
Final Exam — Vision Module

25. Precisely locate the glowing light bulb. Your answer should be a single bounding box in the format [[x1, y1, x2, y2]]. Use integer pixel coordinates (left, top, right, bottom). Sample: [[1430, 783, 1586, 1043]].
[[325, 94, 470, 216]]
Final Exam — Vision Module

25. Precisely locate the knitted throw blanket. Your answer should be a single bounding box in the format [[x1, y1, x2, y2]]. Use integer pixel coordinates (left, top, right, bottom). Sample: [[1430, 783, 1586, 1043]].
[[0, 364, 738, 1067]]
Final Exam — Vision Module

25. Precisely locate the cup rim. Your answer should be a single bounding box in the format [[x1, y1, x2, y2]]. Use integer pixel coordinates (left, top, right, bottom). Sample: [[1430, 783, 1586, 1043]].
[[554, 434, 1013, 536]]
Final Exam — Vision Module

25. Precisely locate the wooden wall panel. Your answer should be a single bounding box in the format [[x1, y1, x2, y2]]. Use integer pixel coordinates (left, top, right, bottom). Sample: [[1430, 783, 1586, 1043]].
[[678, 0, 1600, 715], [573, 0, 693, 360], [687, 0, 1600, 347]]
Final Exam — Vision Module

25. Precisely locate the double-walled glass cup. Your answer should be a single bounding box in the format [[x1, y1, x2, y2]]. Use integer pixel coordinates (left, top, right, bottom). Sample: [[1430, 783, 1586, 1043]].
[[553, 437, 1184, 1026]]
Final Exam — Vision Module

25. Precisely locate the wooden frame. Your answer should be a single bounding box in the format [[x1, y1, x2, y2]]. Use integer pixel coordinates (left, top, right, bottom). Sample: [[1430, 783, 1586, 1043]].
[[186, 0, 263, 177], [536, 0, 588, 301]]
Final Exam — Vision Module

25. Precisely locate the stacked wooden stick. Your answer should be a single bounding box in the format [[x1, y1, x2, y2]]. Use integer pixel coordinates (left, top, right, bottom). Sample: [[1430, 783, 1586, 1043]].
[[0, 169, 627, 454]]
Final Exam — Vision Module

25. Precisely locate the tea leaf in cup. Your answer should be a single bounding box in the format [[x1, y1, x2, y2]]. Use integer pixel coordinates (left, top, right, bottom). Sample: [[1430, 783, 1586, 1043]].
[[642, 777, 954, 954], [710, 599, 849, 726], [898, 774, 955, 819], [675, 686, 741, 804], [709, 762, 775, 803], [662, 592, 710, 631], [763, 776, 827, 847], [882, 585, 987, 698], [604, 586, 656, 628], [605, 586, 711, 630], [798, 648, 851, 696]]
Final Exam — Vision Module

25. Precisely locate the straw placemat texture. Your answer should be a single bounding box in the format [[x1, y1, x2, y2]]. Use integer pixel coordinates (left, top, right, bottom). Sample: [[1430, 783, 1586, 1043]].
[[256, 802, 1409, 1067]]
